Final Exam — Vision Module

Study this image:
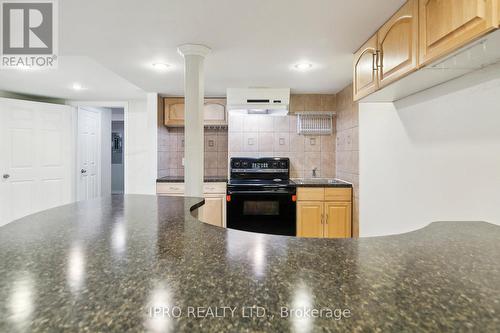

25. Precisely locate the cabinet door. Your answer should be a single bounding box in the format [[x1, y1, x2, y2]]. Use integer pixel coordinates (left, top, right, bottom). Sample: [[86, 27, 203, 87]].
[[297, 201, 324, 238], [324, 202, 352, 238], [164, 98, 185, 127], [419, 0, 497, 66], [378, 0, 419, 87], [353, 34, 379, 101], [204, 99, 227, 125], [198, 196, 223, 227]]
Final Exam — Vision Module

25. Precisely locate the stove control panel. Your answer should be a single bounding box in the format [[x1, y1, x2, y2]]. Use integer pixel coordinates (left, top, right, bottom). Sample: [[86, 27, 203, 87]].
[[230, 157, 289, 171], [230, 157, 290, 179]]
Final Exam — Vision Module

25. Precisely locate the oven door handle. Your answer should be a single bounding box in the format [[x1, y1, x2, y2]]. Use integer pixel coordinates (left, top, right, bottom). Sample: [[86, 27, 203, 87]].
[[227, 190, 294, 195]]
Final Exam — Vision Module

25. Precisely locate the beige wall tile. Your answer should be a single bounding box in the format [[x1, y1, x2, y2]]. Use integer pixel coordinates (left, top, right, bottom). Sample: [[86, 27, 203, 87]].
[[243, 132, 259, 152], [304, 152, 321, 174], [321, 153, 335, 178], [258, 115, 274, 132], [273, 116, 289, 132], [228, 114, 244, 132], [273, 132, 290, 152], [258, 132, 274, 151], [217, 133, 228, 152], [204, 152, 218, 169], [217, 152, 228, 169], [205, 134, 218, 152], [204, 168, 218, 177], [289, 133, 305, 152], [304, 136, 321, 152], [229, 132, 243, 151], [243, 115, 260, 132], [288, 115, 297, 131], [321, 135, 335, 153]]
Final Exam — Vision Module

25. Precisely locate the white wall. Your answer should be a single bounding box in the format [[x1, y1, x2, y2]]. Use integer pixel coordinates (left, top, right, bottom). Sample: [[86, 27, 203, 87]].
[[359, 71, 500, 237], [125, 94, 158, 194]]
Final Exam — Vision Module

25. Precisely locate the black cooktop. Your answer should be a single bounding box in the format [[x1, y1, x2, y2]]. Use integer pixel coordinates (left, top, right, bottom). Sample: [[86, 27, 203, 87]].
[[227, 179, 296, 187]]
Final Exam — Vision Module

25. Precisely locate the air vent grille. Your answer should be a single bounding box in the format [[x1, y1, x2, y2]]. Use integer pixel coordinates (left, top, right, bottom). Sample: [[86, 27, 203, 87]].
[[296, 112, 335, 135]]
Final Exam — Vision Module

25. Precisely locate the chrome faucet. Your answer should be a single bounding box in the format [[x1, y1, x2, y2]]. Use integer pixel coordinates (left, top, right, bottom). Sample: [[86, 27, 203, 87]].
[[312, 167, 318, 178]]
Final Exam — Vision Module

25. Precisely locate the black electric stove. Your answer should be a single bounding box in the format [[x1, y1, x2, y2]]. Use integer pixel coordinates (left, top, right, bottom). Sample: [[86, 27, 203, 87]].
[[226, 157, 296, 236]]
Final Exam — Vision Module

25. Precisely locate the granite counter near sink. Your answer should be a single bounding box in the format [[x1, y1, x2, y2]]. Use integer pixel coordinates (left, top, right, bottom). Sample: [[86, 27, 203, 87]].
[[0, 195, 499, 332], [292, 178, 352, 188]]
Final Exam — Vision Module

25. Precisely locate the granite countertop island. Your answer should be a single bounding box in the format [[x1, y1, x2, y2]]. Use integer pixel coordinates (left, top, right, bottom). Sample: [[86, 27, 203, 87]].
[[0, 195, 499, 332]]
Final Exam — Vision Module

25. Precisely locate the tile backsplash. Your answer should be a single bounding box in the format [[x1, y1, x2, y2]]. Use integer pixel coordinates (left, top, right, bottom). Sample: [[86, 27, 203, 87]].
[[335, 84, 359, 236], [228, 114, 336, 178], [158, 127, 228, 178]]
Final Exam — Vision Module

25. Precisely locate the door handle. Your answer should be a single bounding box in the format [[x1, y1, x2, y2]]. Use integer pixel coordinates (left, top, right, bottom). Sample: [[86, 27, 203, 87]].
[[81, 169, 87, 174], [2, 174, 10, 179]]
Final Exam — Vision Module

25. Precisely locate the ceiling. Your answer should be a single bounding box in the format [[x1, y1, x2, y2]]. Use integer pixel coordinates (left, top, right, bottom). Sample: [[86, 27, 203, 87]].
[[1, 0, 405, 99]]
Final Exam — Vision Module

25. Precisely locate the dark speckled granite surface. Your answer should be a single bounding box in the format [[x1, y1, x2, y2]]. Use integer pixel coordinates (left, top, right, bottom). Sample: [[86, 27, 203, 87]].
[[0, 195, 499, 332]]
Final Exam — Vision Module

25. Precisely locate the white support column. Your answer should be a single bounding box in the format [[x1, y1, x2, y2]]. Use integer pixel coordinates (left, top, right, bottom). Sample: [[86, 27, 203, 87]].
[[177, 44, 211, 197]]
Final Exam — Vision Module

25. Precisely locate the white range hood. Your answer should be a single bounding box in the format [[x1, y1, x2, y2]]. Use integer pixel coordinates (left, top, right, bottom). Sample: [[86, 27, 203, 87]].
[[226, 88, 290, 116]]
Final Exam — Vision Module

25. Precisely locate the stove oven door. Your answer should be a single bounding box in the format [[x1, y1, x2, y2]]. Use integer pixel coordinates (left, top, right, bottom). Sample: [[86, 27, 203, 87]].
[[226, 189, 296, 236]]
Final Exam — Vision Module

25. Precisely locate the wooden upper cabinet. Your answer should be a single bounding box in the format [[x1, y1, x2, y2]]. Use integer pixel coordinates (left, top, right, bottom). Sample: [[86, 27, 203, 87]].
[[164, 98, 185, 127], [353, 34, 379, 101], [164, 98, 227, 127], [419, 0, 498, 66], [203, 99, 227, 125], [378, 0, 419, 88]]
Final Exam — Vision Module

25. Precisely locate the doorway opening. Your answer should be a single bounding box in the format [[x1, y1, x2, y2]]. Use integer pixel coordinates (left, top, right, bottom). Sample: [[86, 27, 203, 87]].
[[76, 104, 126, 201], [111, 108, 124, 194]]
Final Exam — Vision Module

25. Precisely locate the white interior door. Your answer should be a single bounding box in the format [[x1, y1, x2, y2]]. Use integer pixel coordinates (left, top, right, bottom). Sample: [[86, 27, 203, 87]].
[[0, 99, 73, 227], [77, 108, 100, 201]]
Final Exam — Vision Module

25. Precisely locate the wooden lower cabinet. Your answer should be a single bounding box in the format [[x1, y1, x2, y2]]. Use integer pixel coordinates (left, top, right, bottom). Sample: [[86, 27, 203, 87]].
[[297, 202, 324, 238], [198, 196, 224, 227], [324, 201, 352, 238], [296, 187, 352, 238], [156, 182, 226, 227]]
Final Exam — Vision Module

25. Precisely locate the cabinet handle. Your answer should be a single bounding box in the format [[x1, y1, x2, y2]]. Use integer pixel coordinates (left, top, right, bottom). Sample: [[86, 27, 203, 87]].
[[372, 52, 377, 71], [325, 214, 329, 225], [321, 213, 324, 224], [376, 50, 382, 68], [2, 174, 10, 179]]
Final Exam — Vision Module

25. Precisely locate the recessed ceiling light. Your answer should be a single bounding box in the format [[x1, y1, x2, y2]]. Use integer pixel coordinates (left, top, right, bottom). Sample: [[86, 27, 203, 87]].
[[152, 63, 171, 71], [294, 62, 313, 71], [72, 83, 85, 91]]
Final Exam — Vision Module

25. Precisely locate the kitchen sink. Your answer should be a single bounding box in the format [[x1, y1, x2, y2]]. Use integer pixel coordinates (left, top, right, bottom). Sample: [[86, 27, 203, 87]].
[[293, 178, 345, 185]]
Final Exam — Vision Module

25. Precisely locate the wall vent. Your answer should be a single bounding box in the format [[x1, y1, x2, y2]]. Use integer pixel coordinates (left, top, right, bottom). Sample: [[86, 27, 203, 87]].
[[296, 112, 335, 135]]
